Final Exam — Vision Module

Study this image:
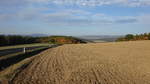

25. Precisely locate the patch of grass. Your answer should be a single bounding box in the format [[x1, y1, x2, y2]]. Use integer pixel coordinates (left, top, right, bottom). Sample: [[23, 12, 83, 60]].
[[0, 43, 50, 50], [0, 47, 47, 60]]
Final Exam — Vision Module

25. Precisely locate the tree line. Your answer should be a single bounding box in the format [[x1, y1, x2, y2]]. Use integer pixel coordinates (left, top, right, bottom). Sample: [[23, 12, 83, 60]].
[[0, 35, 39, 46], [0, 35, 86, 46], [36, 36, 86, 44], [116, 33, 150, 41]]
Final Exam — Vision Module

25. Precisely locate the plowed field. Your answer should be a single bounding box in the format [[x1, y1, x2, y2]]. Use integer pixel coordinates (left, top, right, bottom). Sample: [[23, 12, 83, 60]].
[[13, 41, 150, 84]]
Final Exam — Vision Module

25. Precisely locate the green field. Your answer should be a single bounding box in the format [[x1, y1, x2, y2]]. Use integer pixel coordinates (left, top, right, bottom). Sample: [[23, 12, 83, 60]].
[[0, 43, 50, 50], [0, 47, 47, 60]]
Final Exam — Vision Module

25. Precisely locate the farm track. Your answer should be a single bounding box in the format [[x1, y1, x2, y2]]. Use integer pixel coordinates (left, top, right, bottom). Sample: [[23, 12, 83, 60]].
[[12, 41, 150, 84]]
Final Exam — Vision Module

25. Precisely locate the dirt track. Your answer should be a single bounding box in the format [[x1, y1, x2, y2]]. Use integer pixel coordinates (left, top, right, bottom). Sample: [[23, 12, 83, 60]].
[[13, 41, 150, 84]]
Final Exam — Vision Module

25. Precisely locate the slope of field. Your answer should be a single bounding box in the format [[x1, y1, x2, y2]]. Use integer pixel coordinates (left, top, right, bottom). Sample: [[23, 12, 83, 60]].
[[12, 41, 150, 84]]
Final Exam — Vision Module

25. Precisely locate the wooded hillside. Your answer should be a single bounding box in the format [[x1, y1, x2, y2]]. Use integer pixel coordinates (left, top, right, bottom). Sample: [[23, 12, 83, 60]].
[[116, 33, 150, 41], [37, 36, 86, 44], [0, 35, 86, 46]]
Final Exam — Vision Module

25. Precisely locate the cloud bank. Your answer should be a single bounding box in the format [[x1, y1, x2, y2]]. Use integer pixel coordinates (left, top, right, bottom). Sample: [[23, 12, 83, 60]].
[[1, 8, 148, 26], [0, 0, 150, 26], [0, 0, 150, 7], [51, 0, 150, 7]]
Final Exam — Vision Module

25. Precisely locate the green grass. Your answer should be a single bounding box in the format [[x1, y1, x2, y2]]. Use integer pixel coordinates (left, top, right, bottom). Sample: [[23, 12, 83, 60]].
[[0, 47, 47, 61], [0, 43, 50, 50]]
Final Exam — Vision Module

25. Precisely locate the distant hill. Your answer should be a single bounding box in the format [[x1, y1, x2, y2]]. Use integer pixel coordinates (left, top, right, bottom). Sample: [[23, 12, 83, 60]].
[[37, 36, 86, 44], [0, 35, 86, 46], [29, 34, 48, 37], [76, 35, 122, 42]]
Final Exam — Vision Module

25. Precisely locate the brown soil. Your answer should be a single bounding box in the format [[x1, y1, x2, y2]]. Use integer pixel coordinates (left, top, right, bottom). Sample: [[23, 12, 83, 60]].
[[12, 41, 150, 84]]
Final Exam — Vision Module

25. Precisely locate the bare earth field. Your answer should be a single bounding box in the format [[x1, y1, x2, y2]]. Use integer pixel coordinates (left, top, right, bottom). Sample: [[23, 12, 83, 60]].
[[12, 41, 150, 84]]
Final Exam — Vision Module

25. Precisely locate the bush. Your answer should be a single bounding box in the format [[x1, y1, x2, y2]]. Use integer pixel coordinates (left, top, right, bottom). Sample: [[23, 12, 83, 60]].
[[125, 34, 134, 41]]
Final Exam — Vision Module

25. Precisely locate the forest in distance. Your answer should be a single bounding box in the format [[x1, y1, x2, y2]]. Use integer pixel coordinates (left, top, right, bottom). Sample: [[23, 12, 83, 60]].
[[0, 35, 86, 46], [116, 33, 150, 41], [0, 32, 150, 46]]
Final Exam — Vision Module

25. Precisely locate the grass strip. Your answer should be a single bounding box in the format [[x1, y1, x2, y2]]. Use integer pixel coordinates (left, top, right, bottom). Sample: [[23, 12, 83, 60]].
[[0, 43, 50, 50], [0, 47, 49, 70]]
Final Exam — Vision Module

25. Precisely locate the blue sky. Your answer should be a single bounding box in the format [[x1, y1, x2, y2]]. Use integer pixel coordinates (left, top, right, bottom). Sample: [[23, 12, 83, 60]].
[[0, 0, 150, 36]]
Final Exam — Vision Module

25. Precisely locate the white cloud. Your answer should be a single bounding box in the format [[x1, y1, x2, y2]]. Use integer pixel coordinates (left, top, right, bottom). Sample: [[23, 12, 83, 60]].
[[0, 8, 141, 25], [1, 0, 150, 8], [49, 0, 150, 7], [41, 10, 140, 25], [0, 0, 149, 25], [34, 0, 150, 7]]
